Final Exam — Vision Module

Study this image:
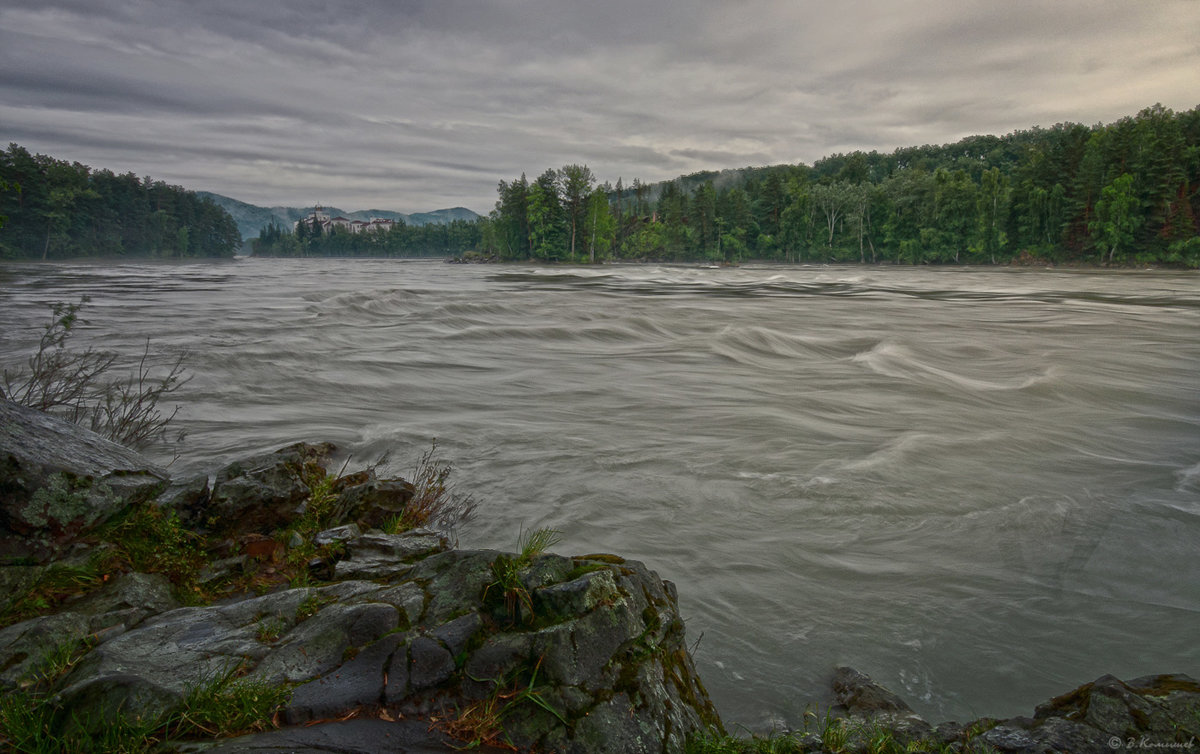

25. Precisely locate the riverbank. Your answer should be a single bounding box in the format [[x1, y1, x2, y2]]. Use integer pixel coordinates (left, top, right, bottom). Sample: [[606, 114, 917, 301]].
[[2, 399, 1197, 752]]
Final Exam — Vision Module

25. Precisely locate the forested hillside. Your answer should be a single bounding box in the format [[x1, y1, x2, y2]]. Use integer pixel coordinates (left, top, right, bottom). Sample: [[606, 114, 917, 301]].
[[197, 191, 480, 242], [485, 104, 1200, 267], [0, 144, 241, 260]]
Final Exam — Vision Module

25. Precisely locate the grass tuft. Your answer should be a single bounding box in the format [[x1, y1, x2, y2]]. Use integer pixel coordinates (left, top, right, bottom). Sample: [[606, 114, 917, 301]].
[[0, 648, 289, 752], [102, 503, 207, 596], [517, 526, 561, 561], [169, 664, 291, 739], [483, 527, 561, 624]]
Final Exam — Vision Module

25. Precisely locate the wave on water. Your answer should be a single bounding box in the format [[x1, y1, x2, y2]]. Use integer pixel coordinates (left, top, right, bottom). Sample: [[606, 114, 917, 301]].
[[851, 340, 1054, 392], [491, 265, 1200, 309], [1174, 460, 1200, 493]]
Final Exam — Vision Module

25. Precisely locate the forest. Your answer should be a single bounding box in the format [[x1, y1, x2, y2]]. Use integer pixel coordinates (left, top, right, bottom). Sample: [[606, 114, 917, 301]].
[[485, 104, 1200, 267], [0, 144, 241, 260], [4, 104, 1198, 266], [251, 217, 483, 258]]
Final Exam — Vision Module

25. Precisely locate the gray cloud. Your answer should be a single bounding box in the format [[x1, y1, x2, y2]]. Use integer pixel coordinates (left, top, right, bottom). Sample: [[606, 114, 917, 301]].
[[1, 0, 1197, 213]]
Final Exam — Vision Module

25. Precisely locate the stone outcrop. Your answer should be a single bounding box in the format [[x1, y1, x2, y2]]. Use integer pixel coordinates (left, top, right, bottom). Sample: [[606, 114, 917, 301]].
[[0, 403, 722, 753], [0, 399, 168, 562], [828, 666, 1200, 754], [171, 442, 419, 539], [32, 531, 719, 753]]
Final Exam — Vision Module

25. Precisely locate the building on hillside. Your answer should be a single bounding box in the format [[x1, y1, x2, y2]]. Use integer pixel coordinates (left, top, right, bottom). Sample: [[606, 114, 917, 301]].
[[296, 207, 397, 234], [295, 207, 330, 231]]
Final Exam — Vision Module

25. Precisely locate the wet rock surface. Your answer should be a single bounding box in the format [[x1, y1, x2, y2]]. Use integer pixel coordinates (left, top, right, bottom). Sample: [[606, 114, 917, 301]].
[[11, 535, 719, 752], [206, 442, 334, 535], [0, 398, 168, 562], [192, 718, 510, 753]]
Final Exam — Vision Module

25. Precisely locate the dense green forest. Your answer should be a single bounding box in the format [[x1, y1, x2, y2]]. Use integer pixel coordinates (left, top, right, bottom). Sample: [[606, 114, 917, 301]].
[[0, 144, 241, 260], [6, 104, 1198, 266], [485, 104, 1200, 267], [251, 216, 483, 257]]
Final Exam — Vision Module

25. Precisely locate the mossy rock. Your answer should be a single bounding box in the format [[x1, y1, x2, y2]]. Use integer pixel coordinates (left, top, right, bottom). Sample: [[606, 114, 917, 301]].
[[1, 400, 168, 563]]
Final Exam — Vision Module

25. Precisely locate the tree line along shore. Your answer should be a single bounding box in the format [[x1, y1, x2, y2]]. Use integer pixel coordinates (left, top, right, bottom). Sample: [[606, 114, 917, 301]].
[[4, 103, 1198, 267]]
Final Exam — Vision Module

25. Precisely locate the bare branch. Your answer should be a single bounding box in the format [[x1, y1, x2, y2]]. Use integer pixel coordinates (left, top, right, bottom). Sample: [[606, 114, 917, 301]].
[[2, 299, 190, 450]]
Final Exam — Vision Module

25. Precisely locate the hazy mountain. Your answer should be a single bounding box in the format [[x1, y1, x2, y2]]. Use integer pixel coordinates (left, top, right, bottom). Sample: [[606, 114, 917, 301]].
[[197, 192, 480, 240]]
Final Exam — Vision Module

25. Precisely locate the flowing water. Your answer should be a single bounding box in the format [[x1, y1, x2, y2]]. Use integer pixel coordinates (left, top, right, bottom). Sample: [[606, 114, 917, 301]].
[[2, 258, 1198, 728]]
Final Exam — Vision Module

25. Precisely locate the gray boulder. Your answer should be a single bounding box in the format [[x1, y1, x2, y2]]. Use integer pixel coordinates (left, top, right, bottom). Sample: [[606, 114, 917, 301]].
[[206, 442, 334, 535], [66, 570, 181, 631], [0, 399, 169, 563], [0, 611, 93, 690], [832, 665, 933, 740], [329, 468, 417, 531], [1026, 673, 1200, 752]]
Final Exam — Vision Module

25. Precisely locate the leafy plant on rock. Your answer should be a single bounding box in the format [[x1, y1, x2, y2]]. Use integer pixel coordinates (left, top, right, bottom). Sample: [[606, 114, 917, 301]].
[[1, 561, 104, 628], [2, 501, 211, 627], [484, 526, 561, 624]]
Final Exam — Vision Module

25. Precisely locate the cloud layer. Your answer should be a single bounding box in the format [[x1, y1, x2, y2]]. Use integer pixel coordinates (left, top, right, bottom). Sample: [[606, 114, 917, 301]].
[[2, 0, 1197, 212]]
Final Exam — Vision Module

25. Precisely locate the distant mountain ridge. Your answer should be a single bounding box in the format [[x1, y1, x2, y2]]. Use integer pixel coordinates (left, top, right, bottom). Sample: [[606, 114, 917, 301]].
[[197, 192, 480, 240]]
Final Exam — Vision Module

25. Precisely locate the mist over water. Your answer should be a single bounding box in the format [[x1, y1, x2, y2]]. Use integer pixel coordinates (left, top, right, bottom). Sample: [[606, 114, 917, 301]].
[[2, 259, 1198, 728]]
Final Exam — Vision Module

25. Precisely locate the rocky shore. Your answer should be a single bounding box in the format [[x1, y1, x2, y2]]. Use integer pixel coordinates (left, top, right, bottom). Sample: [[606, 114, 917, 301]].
[[2, 398, 1197, 753]]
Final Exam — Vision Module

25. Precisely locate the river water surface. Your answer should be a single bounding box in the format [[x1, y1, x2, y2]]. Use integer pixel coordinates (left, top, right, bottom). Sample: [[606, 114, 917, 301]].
[[2, 259, 1198, 728]]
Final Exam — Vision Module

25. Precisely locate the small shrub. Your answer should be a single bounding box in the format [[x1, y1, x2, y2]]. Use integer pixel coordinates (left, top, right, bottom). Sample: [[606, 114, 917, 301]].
[[295, 592, 328, 622], [1, 298, 189, 449], [821, 717, 851, 753], [255, 616, 289, 644], [297, 463, 339, 534], [379, 513, 408, 535], [402, 439, 477, 532], [487, 554, 534, 624]]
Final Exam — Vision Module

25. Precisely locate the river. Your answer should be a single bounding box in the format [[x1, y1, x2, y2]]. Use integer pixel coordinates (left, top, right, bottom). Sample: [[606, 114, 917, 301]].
[[2, 258, 1198, 729]]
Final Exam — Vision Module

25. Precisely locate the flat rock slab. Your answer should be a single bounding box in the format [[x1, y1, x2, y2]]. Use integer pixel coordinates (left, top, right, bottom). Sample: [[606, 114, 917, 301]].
[[194, 718, 509, 753]]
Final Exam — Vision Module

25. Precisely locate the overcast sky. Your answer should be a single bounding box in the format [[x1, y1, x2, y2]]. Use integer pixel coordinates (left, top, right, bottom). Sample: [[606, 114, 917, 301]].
[[2, 1, 1198, 214]]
